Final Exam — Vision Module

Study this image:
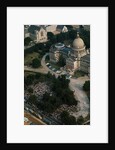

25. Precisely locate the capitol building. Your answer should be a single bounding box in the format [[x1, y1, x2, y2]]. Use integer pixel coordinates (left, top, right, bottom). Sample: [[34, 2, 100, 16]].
[[49, 32, 90, 75]]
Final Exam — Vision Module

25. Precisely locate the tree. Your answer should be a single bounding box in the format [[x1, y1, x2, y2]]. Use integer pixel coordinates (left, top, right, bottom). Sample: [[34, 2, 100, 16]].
[[69, 116, 77, 125], [38, 43, 45, 50], [66, 25, 73, 30], [57, 33, 64, 42], [69, 30, 77, 40], [35, 73, 41, 79], [46, 54, 50, 61], [28, 95, 37, 105], [28, 87, 33, 93], [50, 36, 57, 43], [77, 116, 84, 125], [60, 111, 77, 125], [24, 37, 32, 46], [47, 32, 54, 40], [32, 58, 41, 68], [57, 54, 66, 67], [79, 29, 90, 48], [45, 41, 52, 49], [83, 80, 90, 91], [24, 74, 35, 85]]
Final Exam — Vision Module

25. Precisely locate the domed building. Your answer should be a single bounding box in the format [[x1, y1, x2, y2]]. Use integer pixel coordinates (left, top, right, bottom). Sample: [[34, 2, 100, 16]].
[[49, 32, 90, 74], [73, 32, 87, 57]]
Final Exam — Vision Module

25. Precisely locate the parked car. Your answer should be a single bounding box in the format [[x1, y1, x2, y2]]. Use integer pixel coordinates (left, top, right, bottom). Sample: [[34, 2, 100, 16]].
[[46, 63, 50, 66], [52, 68, 56, 71], [49, 66, 51, 68], [56, 70, 61, 74]]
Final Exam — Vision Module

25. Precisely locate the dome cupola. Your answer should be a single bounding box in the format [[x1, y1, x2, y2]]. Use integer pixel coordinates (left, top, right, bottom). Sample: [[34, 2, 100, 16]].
[[73, 32, 85, 49]]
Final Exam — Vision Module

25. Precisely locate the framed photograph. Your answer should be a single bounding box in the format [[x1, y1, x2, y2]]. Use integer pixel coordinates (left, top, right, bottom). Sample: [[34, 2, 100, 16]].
[[1, 2, 110, 147]]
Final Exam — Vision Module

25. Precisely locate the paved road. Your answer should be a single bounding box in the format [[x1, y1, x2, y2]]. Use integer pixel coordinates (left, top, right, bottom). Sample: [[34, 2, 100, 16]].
[[41, 53, 50, 73], [24, 66, 47, 74], [69, 76, 90, 118], [41, 53, 59, 78]]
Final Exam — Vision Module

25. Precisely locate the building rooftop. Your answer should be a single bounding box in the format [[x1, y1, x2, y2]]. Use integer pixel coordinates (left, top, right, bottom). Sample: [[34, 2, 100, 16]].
[[57, 25, 65, 30], [28, 25, 45, 34], [81, 54, 90, 62], [60, 47, 72, 54]]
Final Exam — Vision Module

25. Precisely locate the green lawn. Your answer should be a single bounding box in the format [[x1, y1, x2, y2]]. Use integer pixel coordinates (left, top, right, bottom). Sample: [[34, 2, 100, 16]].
[[24, 52, 40, 65]]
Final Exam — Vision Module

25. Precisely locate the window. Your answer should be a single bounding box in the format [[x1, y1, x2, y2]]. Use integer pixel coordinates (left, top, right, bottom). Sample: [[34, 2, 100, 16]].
[[41, 31, 43, 37]]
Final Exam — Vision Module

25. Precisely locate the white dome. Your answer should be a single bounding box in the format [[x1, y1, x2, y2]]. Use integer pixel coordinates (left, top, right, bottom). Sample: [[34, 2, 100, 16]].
[[73, 33, 85, 49]]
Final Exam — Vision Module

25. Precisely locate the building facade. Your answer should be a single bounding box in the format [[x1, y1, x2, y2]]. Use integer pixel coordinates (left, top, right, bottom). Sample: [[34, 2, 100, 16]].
[[28, 25, 47, 43]]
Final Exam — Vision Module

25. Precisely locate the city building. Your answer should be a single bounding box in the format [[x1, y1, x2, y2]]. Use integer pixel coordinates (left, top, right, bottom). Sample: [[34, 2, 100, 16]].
[[28, 25, 47, 43], [49, 32, 90, 74]]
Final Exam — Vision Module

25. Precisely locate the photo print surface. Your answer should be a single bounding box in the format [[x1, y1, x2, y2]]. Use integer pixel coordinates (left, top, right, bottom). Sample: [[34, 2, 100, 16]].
[[24, 25, 90, 125]]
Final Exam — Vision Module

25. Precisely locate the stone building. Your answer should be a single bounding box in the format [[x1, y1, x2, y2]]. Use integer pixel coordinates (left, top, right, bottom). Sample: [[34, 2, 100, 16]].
[[28, 25, 47, 43], [80, 54, 90, 75], [49, 32, 90, 74]]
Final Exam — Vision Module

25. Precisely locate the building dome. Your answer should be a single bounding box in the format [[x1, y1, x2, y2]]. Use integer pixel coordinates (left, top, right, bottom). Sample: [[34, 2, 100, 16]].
[[73, 32, 85, 49], [55, 43, 65, 49]]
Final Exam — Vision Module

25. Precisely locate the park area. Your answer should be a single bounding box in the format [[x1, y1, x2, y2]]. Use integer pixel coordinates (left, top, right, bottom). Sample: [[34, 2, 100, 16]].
[[24, 52, 40, 66]]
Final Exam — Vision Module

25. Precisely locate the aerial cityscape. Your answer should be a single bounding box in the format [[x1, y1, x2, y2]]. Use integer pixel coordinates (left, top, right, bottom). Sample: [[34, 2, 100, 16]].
[[24, 25, 90, 125]]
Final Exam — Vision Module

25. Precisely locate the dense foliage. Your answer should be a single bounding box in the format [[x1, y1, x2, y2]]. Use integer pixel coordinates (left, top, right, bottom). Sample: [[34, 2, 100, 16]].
[[32, 58, 41, 68], [57, 54, 66, 67], [76, 116, 84, 125], [60, 111, 77, 125], [25, 72, 77, 113], [83, 80, 90, 91], [24, 37, 32, 46]]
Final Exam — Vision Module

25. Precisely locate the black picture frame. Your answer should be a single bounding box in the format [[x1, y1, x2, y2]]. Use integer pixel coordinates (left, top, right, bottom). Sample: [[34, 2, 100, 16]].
[[0, 0, 112, 149]]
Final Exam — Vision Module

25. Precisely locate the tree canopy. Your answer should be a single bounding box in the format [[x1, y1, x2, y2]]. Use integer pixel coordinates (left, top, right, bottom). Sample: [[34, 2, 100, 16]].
[[60, 111, 77, 125], [24, 37, 32, 46], [24, 74, 35, 86], [28, 95, 37, 105], [76, 116, 84, 125], [28, 87, 33, 93], [32, 58, 41, 68], [57, 54, 66, 67], [83, 80, 90, 91], [47, 32, 54, 40]]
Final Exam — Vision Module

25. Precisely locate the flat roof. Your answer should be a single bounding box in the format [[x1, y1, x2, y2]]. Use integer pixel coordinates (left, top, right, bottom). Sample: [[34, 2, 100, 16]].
[[81, 54, 90, 61]]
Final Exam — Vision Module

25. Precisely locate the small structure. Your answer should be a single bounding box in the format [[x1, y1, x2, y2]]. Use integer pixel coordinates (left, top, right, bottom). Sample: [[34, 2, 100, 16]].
[[56, 25, 68, 33]]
